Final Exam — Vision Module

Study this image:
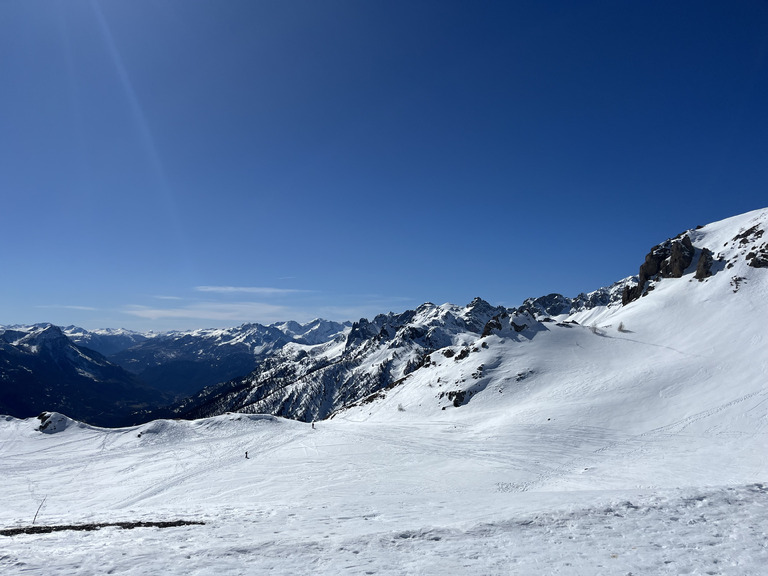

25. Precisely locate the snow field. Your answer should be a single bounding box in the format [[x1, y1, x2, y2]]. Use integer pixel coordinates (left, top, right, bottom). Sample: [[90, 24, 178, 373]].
[[2, 407, 767, 575]]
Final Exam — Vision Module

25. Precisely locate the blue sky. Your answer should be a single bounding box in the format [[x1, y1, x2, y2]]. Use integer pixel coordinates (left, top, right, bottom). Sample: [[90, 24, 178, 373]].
[[2, 0, 767, 331]]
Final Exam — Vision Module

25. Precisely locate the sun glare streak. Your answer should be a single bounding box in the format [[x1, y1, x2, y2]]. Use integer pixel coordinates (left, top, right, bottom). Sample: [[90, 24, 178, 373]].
[[88, 0, 190, 255], [55, 0, 89, 196]]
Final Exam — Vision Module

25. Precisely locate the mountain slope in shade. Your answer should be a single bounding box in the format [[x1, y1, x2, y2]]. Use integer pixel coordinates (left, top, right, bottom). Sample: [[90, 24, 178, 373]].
[[62, 326, 152, 357], [107, 320, 349, 398], [0, 325, 163, 427]]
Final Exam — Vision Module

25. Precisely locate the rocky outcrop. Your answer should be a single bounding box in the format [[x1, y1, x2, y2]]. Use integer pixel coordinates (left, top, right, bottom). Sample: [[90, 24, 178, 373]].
[[664, 235, 695, 277], [516, 294, 573, 318], [622, 234, 696, 305], [515, 278, 634, 320], [748, 249, 768, 268], [695, 248, 714, 280], [718, 223, 767, 270], [743, 227, 768, 268], [481, 315, 504, 337]]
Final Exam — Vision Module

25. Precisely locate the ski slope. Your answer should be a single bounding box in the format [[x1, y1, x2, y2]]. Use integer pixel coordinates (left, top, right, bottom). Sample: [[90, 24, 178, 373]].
[[2, 208, 767, 575], [1, 410, 766, 575]]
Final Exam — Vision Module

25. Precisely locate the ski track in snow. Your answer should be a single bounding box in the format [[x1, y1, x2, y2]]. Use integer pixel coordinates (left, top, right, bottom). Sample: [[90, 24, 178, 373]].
[[1, 476, 766, 575], [1, 412, 767, 575]]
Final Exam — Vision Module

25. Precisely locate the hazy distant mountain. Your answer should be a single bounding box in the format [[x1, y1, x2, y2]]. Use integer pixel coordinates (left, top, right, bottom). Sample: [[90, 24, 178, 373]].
[[107, 320, 349, 398], [0, 324, 162, 426], [63, 326, 151, 356], [0, 320, 351, 426]]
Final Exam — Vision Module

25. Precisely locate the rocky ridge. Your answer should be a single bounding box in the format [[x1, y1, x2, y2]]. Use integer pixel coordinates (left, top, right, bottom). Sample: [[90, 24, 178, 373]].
[[173, 298, 510, 422]]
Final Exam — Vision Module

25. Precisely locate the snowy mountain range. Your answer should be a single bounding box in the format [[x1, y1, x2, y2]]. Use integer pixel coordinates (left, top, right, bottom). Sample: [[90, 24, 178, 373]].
[[0, 320, 352, 423], [1, 207, 766, 574], [0, 324, 161, 427], [165, 206, 768, 423], [3, 208, 767, 428], [103, 319, 350, 398], [170, 297, 507, 422]]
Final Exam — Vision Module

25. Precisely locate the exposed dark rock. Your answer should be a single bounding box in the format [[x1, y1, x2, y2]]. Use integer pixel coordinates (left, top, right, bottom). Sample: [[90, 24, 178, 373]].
[[438, 390, 467, 407], [747, 243, 768, 268], [482, 316, 503, 337], [449, 390, 466, 407], [345, 318, 380, 349], [731, 276, 746, 293], [1, 520, 204, 536], [455, 348, 470, 361], [661, 235, 695, 277], [734, 225, 764, 245], [621, 285, 636, 306], [463, 297, 504, 332], [749, 253, 768, 268], [517, 293, 573, 318], [695, 248, 714, 281], [623, 234, 695, 305]]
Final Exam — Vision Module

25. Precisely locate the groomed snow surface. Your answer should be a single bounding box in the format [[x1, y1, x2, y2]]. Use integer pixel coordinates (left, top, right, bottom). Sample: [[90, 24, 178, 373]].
[[1, 412, 766, 575], [2, 208, 768, 575]]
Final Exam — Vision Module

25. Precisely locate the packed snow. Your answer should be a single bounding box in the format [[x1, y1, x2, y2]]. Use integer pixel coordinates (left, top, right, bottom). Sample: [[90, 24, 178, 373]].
[[1, 208, 767, 574], [1, 410, 766, 575]]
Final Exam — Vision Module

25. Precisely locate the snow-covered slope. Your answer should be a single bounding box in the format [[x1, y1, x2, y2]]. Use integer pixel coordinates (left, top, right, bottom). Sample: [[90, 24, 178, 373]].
[[333, 208, 768, 486], [1, 208, 767, 575]]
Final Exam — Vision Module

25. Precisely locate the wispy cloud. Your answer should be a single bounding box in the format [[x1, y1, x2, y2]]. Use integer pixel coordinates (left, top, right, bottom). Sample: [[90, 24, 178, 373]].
[[123, 302, 290, 323], [36, 305, 99, 311], [118, 291, 420, 330], [153, 295, 183, 301], [195, 286, 310, 296]]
